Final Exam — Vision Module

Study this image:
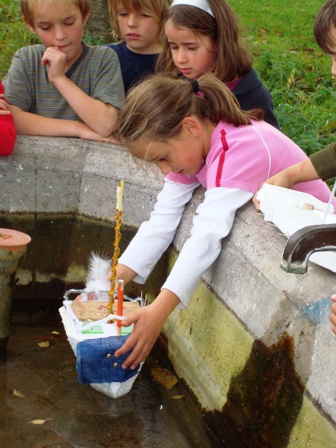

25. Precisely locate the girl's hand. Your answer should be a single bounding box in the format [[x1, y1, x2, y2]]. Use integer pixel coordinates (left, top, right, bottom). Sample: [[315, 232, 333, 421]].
[[41, 46, 67, 83], [115, 303, 166, 370], [115, 289, 180, 370]]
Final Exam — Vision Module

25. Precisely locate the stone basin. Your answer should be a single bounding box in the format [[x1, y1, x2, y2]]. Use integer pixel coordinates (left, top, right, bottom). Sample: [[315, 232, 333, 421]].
[[1, 136, 336, 447]]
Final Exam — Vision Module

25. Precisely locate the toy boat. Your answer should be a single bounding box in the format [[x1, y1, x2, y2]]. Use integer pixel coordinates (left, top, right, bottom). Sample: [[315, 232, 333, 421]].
[[59, 181, 145, 398], [59, 288, 145, 399]]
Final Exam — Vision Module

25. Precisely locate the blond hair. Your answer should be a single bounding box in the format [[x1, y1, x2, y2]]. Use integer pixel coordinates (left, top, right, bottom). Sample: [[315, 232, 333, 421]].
[[117, 73, 263, 153], [108, 0, 171, 41], [21, 0, 90, 27]]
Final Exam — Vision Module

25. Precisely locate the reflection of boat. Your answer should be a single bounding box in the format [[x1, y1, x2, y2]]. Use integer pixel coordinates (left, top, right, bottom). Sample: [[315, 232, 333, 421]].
[[59, 289, 145, 399]]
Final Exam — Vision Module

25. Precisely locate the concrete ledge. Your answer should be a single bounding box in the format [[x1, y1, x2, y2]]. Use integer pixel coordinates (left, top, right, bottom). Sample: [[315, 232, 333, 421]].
[[0, 136, 162, 225], [1, 136, 336, 445]]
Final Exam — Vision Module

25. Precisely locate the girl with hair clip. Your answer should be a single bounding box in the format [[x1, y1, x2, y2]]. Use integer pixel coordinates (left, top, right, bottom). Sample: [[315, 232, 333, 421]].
[[156, 0, 280, 129], [112, 74, 334, 370]]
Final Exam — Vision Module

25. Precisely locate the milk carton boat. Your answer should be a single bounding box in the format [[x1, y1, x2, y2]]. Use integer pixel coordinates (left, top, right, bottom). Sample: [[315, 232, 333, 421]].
[[59, 288, 145, 399]]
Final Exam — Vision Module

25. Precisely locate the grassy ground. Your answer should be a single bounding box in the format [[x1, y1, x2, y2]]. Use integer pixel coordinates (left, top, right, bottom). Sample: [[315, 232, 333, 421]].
[[0, 1, 39, 79], [230, 0, 335, 153], [0, 0, 334, 154]]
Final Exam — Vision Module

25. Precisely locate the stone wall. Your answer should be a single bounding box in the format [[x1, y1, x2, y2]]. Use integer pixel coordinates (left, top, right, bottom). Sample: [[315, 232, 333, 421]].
[[1, 136, 336, 446]]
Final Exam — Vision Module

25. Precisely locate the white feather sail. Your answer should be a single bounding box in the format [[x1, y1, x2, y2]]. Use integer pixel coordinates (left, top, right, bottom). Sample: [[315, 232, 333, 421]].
[[84, 253, 111, 293]]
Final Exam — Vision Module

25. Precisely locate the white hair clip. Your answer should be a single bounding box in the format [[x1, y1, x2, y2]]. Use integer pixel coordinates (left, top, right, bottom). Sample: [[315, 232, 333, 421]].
[[170, 0, 215, 18]]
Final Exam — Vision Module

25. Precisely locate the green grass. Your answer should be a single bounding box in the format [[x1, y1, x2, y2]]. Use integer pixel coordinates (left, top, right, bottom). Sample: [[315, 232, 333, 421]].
[[229, 0, 335, 154], [0, 1, 39, 79], [1, 0, 334, 154], [0, 0, 106, 80]]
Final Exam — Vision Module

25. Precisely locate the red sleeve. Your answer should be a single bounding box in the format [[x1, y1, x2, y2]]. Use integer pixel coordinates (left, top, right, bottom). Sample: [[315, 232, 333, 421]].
[[0, 115, 16, 156], [0, 82, 16, 156]]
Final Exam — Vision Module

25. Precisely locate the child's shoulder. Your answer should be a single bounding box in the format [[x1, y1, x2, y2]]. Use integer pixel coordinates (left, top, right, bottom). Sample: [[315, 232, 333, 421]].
[[10, 45, 46, 69], [86, 43, 119, 57], [15, 44, 45, 57], [213, 120, 285, 146], [106, 42, 159, 61], [106, 42, 123, 54], [84, 43, 120, 65]]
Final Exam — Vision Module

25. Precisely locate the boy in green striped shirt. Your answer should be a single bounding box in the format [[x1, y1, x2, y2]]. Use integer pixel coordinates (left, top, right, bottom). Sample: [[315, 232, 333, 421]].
[[3, 0, 124, 142]]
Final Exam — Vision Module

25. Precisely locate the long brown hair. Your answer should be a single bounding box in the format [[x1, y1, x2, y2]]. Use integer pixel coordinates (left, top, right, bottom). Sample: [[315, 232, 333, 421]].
[[117, 74, 263, 152], [155, 0, 252, 83]]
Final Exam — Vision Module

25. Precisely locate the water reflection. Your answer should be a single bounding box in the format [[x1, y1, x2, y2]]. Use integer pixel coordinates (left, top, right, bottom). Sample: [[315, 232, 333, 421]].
[[0, 309, 218, 448]]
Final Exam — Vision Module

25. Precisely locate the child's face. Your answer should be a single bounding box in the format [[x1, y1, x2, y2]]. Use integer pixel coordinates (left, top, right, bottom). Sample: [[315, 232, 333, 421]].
[[165, 19, 217, 80], [130, 118, 211, 177], [116, 7, 161, 54], [26, 2, 88, 68]]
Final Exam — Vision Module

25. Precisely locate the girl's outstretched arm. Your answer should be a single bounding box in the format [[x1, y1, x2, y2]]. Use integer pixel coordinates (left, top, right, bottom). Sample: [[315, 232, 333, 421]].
[[115, 289, 180, 370], [115, 187, 252, 368]]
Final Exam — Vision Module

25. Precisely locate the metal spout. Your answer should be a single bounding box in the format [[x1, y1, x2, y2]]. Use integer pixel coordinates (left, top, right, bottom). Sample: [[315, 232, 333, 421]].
[[281, 224, 336, 274]]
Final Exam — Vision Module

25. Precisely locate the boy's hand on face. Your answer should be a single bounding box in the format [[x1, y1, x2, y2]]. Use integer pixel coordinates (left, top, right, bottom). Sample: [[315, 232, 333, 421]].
[[0, 96, 11, 115], [41, 46, 67, 83]]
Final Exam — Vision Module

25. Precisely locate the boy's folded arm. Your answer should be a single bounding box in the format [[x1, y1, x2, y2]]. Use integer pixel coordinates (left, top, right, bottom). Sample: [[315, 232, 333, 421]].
[[9, 105, 113, 141], [51, 76, 119, 138]]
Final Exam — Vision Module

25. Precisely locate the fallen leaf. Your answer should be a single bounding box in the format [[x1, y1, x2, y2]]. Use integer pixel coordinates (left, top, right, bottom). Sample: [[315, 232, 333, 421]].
[[151, 367, 178, 389], [30, 419, 51, 425], [170, 395, 185, 400], [13, 389, 25, 398], [36, 332, 61, 342], [38, 341, 49, 348]]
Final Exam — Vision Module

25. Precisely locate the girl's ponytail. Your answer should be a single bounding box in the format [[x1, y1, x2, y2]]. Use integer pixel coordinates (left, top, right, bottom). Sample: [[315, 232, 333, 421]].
[[117, 74, 263, 148]]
